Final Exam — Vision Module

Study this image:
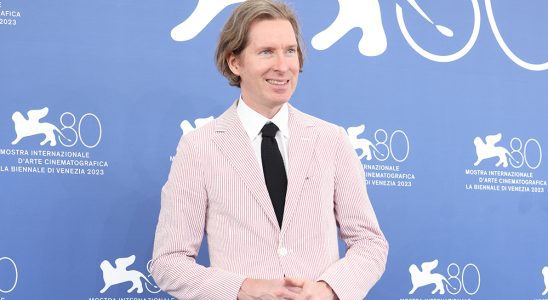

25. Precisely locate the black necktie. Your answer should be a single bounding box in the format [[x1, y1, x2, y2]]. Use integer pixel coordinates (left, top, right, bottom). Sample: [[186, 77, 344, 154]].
[[261, 122, 287, 228]]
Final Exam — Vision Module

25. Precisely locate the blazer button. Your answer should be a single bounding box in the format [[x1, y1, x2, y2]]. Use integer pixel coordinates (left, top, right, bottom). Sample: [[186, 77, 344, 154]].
[[277, 247, 288, 257]]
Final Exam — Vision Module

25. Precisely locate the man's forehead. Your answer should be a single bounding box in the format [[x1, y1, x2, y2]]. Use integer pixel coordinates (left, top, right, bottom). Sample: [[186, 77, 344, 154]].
[[247, 19, 297, 45]]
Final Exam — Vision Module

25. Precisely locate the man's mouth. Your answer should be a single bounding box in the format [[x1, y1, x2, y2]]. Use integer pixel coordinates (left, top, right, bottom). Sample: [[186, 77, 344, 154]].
[[266, 79, 289, 86]]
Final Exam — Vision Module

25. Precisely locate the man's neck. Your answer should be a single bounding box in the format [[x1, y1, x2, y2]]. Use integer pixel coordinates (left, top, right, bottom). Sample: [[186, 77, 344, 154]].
[[240, 98, 285, 120]]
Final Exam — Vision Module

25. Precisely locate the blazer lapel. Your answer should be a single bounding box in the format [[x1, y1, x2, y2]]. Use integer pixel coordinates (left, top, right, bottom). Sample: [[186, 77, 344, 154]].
[[282, 105, 319, 234], [212, 102, 279, 228]]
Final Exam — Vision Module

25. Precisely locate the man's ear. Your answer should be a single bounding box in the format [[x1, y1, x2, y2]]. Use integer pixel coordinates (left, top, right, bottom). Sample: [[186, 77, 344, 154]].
[[227, 53, 241, 76]]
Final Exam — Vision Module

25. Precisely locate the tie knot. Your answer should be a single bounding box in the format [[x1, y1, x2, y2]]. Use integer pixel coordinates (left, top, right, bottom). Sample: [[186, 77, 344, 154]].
[[261, 122, 279, 138]]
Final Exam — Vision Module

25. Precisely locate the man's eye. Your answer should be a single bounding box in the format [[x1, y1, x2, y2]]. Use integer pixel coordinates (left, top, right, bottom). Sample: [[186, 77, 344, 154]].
[[287, 48, 297, 54], [260, 50, 273, 55]]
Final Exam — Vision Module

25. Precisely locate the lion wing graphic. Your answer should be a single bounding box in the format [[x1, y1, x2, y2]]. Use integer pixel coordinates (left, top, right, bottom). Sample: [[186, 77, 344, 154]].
[[26, 107, 49, 122], [115, 255, 136, 270], [421, 259, 439, 274], [485, 133, 502, 146]]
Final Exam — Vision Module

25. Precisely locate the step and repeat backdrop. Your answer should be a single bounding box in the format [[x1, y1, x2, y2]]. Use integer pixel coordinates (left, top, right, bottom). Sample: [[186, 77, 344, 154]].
[[1, 0, 547, 299]]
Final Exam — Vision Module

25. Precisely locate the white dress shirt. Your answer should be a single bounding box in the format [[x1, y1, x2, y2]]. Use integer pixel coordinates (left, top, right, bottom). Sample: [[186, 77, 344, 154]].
[[236, 97, 289, 172]]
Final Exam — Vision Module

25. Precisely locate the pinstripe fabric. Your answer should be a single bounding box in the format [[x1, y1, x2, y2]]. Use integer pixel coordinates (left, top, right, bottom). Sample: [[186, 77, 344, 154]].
[[151, 102, 388, 300]]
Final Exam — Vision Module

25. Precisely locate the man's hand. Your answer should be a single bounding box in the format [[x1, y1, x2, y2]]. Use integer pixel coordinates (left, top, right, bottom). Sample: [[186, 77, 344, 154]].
[[284, 278, 337, 300], [237, 278, 302, 300]]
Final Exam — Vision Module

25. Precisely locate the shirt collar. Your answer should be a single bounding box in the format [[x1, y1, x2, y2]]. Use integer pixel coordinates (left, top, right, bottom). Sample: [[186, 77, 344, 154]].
[[237, 96, 289, 141]]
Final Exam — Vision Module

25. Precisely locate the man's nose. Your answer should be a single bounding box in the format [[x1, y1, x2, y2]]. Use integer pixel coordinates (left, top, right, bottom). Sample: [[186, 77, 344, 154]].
[[272, 52, 290, 72]]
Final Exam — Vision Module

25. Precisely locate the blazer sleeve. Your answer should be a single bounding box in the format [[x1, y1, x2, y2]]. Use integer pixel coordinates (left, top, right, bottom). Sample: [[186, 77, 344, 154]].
[[317, 127, 389, 300], [150, 136, 246, 300]]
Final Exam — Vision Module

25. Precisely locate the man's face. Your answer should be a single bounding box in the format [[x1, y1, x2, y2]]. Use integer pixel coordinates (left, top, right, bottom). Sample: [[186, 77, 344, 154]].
[[228, 19, 300, 114]]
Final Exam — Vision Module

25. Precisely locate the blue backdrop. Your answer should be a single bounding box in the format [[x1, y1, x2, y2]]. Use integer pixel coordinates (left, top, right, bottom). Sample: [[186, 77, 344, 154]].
[[1, 0, 547, 299]]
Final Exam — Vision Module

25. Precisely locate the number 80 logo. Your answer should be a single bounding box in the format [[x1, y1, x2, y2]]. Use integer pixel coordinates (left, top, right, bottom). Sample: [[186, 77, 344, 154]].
[[372, 129, 410, 163], [446, 263, 480, 295], [58, 112, 102, 148]]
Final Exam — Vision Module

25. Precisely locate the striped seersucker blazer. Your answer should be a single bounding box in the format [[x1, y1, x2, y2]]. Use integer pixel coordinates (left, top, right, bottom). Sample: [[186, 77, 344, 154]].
[[151, 102, 388, 300]]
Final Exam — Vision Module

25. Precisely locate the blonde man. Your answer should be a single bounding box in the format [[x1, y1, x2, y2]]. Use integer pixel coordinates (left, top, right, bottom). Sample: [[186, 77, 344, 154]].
[[151, 1, 388, 299]]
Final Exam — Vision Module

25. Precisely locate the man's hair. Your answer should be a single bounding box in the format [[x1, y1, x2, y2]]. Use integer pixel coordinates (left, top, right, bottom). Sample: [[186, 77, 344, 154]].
[[215, 0, 304, 87]]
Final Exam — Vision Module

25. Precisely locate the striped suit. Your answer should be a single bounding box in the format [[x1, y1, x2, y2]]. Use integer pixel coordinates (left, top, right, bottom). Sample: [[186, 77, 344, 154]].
[[151, 102, 388, 300]]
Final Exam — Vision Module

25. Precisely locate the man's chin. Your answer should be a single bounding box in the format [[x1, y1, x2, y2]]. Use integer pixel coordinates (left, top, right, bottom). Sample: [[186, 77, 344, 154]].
[[269, 92, 293, 103], [270, 98, 291, 106]]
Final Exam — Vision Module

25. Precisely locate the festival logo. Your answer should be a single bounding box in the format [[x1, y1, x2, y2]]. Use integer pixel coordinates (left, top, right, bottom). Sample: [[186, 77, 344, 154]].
[[0, 257, 18, 295], [408, 260, 455, 295], [99, 255, 159, 294], [473, 133, 519, 168], [170, 0, 386, 56], [171, 0, 547, 71], [88, 255, 175, 300], [464, 133, 546, 193], [402, 259, 480, 300], [9, 107, 102, 149], [11, 108, 70, 147], [346, 124, 415, 188], [1, 107, 109, 176], [346, 125, 385, 161]]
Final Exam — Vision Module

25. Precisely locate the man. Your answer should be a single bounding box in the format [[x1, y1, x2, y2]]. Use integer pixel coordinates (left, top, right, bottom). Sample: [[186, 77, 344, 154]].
[[151, 1, 388, 299]]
